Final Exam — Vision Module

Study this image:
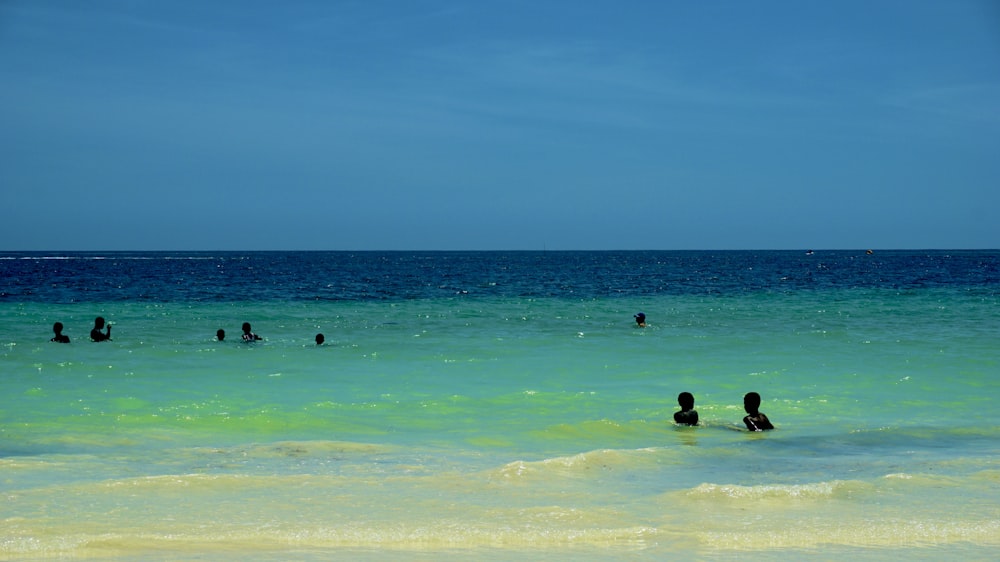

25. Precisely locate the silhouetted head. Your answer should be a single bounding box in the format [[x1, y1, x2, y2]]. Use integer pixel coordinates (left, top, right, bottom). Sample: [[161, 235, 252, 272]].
[[315, 333, 325, 345], [53, 322, 64, 334], [94, 316, 105, 328], [216, 329, 225, 341], [678, 392, 695, 410], [634, 312, 646, 326], [242, 322, 252, 334], [744, 392, 762, 414]]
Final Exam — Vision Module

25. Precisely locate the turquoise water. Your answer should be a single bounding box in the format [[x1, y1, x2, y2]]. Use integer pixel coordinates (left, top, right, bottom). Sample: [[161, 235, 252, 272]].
[[2, 252, 999, 559]]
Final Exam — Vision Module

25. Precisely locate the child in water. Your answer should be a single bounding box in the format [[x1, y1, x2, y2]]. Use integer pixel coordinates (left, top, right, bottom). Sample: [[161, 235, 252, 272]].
[[742, 392, 774, 431], [51, 322, 70, 343], [673, 392, 698, 426], [241, 322, 261, 342], [90, 317, 112, 342]]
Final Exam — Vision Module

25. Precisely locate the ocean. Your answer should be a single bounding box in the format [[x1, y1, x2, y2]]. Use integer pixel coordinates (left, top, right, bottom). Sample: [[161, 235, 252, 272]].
[[1, 250, 998, 560]]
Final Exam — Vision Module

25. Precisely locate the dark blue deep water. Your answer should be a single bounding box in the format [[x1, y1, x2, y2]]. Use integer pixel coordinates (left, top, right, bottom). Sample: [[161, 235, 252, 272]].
[[3, 250, 997, 303]]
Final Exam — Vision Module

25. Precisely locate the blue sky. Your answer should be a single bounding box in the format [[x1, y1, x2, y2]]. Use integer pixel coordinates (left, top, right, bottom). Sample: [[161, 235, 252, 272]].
[[2, 1, 998, 250]]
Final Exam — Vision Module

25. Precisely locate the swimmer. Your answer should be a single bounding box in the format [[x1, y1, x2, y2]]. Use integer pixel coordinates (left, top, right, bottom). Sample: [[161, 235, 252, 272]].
[[50, 322, 70, 343], [742, 391, 774, 431], [241, 322, 261, 342], [90, 316, 112, 342], [216, 329, 225, 341], [634, 312, 646, 327], [673, 391, 698, 426], [315, 333, 325, 345]]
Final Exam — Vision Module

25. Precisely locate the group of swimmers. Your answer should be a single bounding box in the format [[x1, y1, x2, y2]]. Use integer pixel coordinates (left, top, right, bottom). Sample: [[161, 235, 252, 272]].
[[50, 317, 111, 343], [215, 323, 325, 345], [215, 322, 264, 343], [50, 318, 326, 345], [673, 391, 775, 431], [51, 314, 774, 431], [55, 311, 655, 345], [638, 314, 773, 430]]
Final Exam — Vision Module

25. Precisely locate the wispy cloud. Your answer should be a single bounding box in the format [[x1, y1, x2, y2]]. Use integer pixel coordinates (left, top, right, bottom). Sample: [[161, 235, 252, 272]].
[[882, 83, 1000, 125]]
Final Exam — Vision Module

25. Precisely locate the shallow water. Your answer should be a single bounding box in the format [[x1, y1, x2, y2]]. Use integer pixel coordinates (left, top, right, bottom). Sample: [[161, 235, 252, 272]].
[[2, 251, 998, 559]]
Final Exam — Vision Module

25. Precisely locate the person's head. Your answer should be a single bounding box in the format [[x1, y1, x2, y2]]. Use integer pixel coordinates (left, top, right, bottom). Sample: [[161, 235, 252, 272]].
[[744, 392, 762, 414], [242, 322, 252, 334], [216, 329, 225, 341], [315, 333, 325, 345], [53, 322, 64, 334], [678, 392, 695, 411], [634, 312, 646, 325], [94, 316, 105, 328]]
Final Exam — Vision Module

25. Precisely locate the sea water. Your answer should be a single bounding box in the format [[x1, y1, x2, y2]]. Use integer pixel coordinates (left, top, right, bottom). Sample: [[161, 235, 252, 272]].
[[1, 251, 998, 560]]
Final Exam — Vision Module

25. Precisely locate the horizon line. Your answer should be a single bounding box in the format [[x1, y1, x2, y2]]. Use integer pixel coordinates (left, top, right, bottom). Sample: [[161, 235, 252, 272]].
[[2, 248, 997, 253]]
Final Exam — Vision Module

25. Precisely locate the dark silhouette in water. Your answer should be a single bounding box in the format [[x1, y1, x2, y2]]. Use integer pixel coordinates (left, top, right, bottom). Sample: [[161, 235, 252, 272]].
[[673, 392, 698, 426], [50, 322, 70, 343], [216, 329, 225, 341], [90, 317, 111, 342], [742, 392, 774, 431], [634, 312, 646, 327], [241, 322, 261, 342], [315, 333, 325, 345]]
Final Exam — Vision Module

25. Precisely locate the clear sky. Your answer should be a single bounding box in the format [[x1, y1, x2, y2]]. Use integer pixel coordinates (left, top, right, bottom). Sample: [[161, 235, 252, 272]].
[[2, 1, 998, 250]]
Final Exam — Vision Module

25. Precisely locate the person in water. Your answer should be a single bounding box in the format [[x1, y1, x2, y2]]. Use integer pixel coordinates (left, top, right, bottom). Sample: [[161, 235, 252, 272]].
[[241, 322, 261, 342], [216, 329, 226, 341], [742, 391, 774, 431], [90, 316, 112, 342], [315, 333, 325, 345], [634, 312, 646, 327], [50, 322, 70, 343], [673, 392, 698, 426]]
